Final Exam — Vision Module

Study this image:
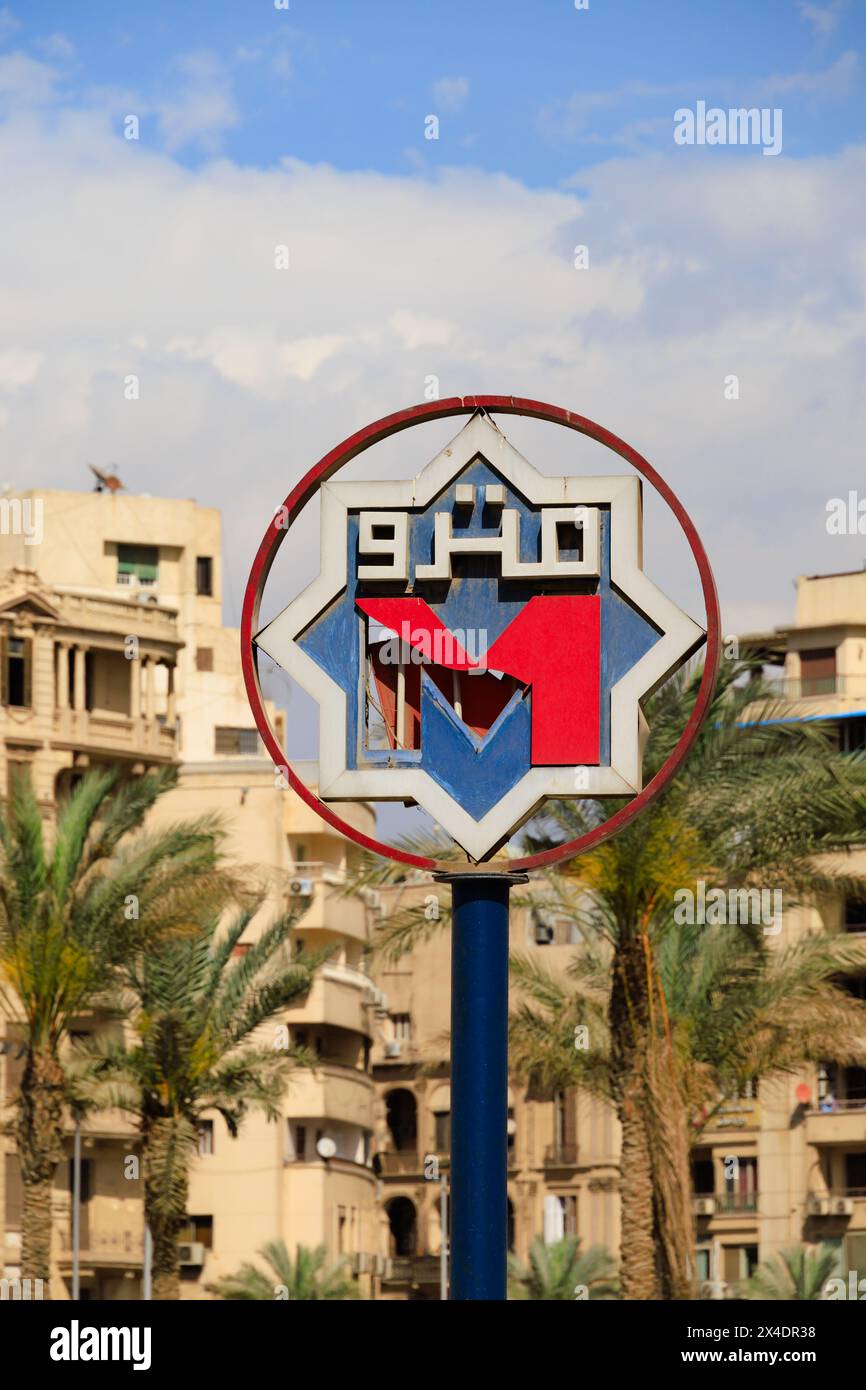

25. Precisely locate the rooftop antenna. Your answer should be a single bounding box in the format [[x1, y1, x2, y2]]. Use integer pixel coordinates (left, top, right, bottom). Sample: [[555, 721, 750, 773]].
[[89, 464, 125, 493]]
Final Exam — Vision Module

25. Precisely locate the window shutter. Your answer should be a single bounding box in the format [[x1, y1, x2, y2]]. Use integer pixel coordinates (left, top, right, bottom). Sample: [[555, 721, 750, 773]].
[[543, 1195, 565, 1244], [22, 638, 32, 708]]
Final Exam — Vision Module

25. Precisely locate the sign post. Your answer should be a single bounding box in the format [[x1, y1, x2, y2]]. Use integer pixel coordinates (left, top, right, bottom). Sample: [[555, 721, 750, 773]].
[[438, 870, 526, 1299], [241, 396, 720, 1301]]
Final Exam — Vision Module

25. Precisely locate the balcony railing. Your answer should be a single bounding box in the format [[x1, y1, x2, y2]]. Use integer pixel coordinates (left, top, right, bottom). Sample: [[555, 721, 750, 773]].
[[384, 1255, 441, 1285], [377, 1150, 424, 1175], [544, 1143, 578, 1167], [57, 1228, 143, 1264], [715, 1192, 759, 1214], [765, 676, 866, 701]]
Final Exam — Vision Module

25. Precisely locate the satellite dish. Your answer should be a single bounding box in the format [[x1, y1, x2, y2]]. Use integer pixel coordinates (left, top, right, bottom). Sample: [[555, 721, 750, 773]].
[[316, 1135, 337, 1160]]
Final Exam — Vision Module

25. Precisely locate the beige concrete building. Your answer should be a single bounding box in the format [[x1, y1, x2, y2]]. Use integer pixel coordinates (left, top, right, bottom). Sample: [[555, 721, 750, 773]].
[[0, 483, 386, 1299], [2, 480, 865, 1300], [367, 564, 866, 1299]]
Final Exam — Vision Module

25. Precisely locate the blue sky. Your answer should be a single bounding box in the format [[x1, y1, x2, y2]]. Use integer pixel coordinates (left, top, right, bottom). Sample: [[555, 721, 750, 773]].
[[2, 1, 866, 688], [10, 0, 866, 179]]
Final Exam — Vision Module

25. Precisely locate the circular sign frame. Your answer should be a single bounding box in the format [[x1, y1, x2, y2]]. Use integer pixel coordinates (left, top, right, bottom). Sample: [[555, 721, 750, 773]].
[[240, 396, 721, 872]]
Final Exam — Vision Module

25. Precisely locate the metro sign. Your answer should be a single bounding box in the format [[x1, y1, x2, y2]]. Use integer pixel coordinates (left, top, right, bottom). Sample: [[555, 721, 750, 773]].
[[251, 408, 708, 861]]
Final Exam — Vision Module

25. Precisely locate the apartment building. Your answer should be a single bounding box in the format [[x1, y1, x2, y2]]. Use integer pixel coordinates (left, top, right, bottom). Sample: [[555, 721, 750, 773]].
[[368, 879, 619, 1300], [0, 483, 385, 1299], [367, 565, 866, 1299]]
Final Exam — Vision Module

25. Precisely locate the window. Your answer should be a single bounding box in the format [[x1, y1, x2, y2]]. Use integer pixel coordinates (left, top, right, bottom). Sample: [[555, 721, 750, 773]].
[[533, 915, 554, 946], [195, 647, 214, 673], [844, 1153, 866, 1191], [391, 1013, 412, 1043], [722, 1157, 758, 1212], [291, 1123, 307, 1161], [214, 726, 259, 755], [7, 761, 31, 799], [543, 1194, 577, 1242], [117, 544, 158, 586], [723, 1244, 758, 1284], [844, 896, 866, 934], [197, 1120, 214, 1157], [840, 718, 866, 753], [1, 635, 32, 708], [434, 1110, 451, 1153], [68, 1157, 92, 1204], [196, 556, 213, 597], [692, 1157, 714, 1195], [798, 647, 836, 696], [180, 1215, 213, 1249]]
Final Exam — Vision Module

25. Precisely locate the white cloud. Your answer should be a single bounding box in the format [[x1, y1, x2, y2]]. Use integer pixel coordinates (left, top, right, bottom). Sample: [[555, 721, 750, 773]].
[[157, 50, 239, 152], [0, 348, 42, 390], [797, 1, 846, 37], [432, 76, 469, 113], [389, 311, 454, 350], [36, 33, 76, 63], [763, 49, 858, 95], [0, 8, 19, 44], [0, 51, 58, 108], [1, 106, 865, 645]]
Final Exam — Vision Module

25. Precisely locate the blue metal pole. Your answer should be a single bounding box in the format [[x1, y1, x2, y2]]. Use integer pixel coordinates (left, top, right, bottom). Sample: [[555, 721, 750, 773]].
[[437, 870, 527, 1300]]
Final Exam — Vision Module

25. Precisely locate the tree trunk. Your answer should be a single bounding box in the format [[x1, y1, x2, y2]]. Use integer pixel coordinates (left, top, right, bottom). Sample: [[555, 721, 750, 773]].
[[617, 1081, 659, 1299], [609, 933, 659, 1299], [645, 1038, 697, 1300], [143, 1115, 194, 1301], [17, 1046, 66, 1289]]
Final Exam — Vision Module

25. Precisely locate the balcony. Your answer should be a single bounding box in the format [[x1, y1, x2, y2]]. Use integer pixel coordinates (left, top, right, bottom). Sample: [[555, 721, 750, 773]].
[[289, 864, 368, 942], [544, 1143, 578, 1168], [57, 1227, 143, 1269], [283, 1062, 375, 1127], [377, 1150, 425, 1177], [764, 675, 866, 705], [53, 708, 176, 762], [805, 1101, 866, 1147], [383, 1255, 441, 1287], [715, 1192, 759, 1215], [285, 964, 381, 1037]]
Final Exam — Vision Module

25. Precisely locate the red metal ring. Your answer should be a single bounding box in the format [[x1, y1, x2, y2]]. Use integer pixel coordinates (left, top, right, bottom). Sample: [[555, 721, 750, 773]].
[[240, 396, 721, 871]]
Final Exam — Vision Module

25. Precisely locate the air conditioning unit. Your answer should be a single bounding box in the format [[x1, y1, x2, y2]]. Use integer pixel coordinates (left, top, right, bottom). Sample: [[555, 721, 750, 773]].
[[352, 1253, 371, 1275], [692, 1197, 716, 1216], [384, 1040, 402, 1058], [289, 879, 313, 897], [831, 1197, 854, 1217], [807, 1195, 831, 1217], [178, 1242, 206, 1266]]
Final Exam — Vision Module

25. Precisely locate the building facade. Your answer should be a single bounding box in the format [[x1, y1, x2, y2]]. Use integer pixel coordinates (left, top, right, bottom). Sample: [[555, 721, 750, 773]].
[[2, 482, 865, 1300], [0, 485, 385, 1299]]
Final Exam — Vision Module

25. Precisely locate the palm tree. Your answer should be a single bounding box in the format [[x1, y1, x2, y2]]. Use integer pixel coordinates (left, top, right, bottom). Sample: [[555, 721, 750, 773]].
[[745, 1245, 839, 1300], [361, 661, 866, 1299], [0, 765, 230, 1287], [508, 1235, 618, 1301], [513, 659, 866, 1299], [510, 920, 866, 1298], [207, 1239, 359, 1300], [70, 905, 319, 1299]]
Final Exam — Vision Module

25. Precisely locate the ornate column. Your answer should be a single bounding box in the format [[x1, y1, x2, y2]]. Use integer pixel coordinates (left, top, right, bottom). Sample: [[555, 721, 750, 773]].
[[144, 655, 155, 721], [129, 650, 141, 721], [166, 662, 176, 725], [56, 641, 70, 710], [73, 644, 87, 712]]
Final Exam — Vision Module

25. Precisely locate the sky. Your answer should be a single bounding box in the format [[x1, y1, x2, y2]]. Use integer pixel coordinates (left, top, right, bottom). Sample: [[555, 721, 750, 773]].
[[2, 0, 866, 767]]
